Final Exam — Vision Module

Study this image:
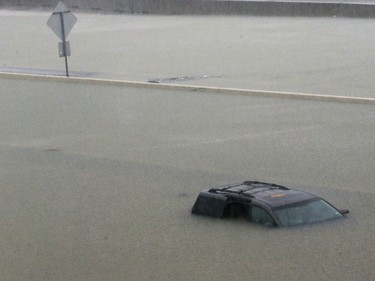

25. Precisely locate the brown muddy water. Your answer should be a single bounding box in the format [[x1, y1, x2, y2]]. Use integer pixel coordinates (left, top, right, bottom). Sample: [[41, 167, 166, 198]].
[[0, 78, 374, 280]]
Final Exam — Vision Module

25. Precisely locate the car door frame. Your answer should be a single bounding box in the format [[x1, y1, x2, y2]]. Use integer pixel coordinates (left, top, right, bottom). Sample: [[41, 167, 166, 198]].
[[248, 201, 282, 227]]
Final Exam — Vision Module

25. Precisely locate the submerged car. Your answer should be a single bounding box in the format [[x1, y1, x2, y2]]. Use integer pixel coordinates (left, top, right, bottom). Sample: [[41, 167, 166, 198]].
[[192, 181, 349, 227]]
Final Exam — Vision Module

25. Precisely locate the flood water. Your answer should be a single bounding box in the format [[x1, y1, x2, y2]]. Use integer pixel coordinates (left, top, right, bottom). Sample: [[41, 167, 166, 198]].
[[0, 77, 374, 281], [1, 10, 375, 98]]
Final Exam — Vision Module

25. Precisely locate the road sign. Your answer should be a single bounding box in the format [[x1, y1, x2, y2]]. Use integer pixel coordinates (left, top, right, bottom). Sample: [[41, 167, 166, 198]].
[[47, 2, 77, 41], [58, 41, 71, 57], [47, 1, 77, 77]]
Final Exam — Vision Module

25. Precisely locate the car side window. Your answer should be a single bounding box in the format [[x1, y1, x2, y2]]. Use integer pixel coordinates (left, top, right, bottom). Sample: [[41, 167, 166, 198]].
[[250, 206, 275, 226]]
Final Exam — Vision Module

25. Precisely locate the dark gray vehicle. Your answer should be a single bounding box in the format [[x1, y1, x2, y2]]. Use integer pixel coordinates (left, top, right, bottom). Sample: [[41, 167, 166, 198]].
[[192, 181, 349, 227]]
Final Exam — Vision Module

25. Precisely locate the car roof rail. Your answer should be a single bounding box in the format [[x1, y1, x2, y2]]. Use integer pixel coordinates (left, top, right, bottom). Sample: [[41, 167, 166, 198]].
[[209, 183, 243, 193], [208, 181, 289, 197], [242, 181, 290, 190]]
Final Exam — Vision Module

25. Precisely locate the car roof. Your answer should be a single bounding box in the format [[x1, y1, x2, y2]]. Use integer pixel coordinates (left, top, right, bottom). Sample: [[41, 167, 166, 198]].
[[209, 181, 317, 208]]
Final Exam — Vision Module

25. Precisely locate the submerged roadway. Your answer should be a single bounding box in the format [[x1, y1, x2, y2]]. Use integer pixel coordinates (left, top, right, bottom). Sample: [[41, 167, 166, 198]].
[[0, 10, 374, 281]]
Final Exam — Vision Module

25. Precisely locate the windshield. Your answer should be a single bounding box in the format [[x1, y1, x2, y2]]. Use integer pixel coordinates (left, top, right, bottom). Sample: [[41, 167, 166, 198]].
[[274, 199, 343, 227]]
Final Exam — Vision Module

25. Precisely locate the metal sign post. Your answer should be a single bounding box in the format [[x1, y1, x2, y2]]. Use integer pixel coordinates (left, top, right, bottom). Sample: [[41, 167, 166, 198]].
[[59, 10, 69, 76], [47, 2, 77, 77]]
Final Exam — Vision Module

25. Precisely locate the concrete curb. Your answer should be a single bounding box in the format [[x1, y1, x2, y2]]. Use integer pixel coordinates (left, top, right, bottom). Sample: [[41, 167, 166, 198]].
[[1, 71, 374, 105]]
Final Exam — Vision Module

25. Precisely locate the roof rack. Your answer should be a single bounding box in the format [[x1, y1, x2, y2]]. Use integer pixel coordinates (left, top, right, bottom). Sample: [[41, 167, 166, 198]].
[[208, 181, 289, 197], [209, 183, 243, 193], [242, 181, 289, 190]]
